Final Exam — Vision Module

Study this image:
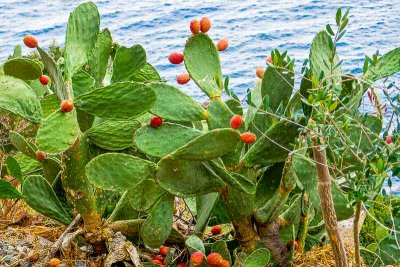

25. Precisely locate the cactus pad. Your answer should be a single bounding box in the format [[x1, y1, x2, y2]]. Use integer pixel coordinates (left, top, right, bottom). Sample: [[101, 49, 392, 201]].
[[0, 179, 22, 199], [87, 120, 141, 150], [157, 158, 224, 197], [149, 82, 207, 122], [140, 194, 174, 248], [184, 33, 223, 98], [130, 62, 161, 83], [40, 94, 61, 118], [112, 45, 146, 83], [23, 175, 71, 225], [169, 128, 240, 161], [243, 248, 270, 266], [9, 131, 38, 159], [242, 120, 300, 167], [85, 153, 157, 191], [74, 82, 156, 119], [135, 123, 202, 158], [72, 70, 95, 97], [35, 110, 79, 153], [87, 28, 112, 85], [64, 2, 100, 77], [3, 58, 43, 80], [0, 75, 43, 124], [364, 48, 400, 83], [185, 235, 206, 254]]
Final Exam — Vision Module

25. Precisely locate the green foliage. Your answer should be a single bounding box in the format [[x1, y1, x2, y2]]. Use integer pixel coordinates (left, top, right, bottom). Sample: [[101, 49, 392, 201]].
[[184, 33, 222, 98], [85, 153, 157, 191], [35, 110, 79, 153], [74, 82, 156, 119], [0, 75, 43, 124], [22, 175, 71, 225], [3, 58, 43, 80], [64, 2, 100, 78], [0, 179, 22, 199], [112, 45, 146, 83]]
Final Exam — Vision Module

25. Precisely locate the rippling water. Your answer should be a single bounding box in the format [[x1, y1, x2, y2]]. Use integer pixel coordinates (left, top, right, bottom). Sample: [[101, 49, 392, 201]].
[[1, 0, 399, 101]]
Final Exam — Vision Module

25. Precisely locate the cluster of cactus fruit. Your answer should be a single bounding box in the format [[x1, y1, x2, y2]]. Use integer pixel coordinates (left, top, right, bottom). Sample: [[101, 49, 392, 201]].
[[1, 1, 400, 266]]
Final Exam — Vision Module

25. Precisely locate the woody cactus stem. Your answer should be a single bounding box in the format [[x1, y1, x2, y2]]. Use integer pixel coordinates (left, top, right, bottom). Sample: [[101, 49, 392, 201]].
[[354, 201, 362, 267], [61, 136, 101, 233], [296, 191, 310, 253], [312, 137, 348, 267]]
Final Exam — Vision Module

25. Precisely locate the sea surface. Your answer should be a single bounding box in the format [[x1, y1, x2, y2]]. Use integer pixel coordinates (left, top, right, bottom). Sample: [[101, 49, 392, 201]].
[[0, 0, 400, 190]]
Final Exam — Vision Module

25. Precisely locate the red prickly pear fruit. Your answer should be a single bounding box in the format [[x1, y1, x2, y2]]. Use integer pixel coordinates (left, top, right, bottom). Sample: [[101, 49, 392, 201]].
[[161, 258, 167, 265], [287, 240, 299, 250], [35, 150, 46, 161], [266, 56, 272, 64], [150, 116, 163, 128], [168, 52, 184, 64], [154, 255, 164, 262], [386, 136, 392, 144], [177, 263, 187, 267], [230, 115, 242, 129], [220, 260, 230, 267], [240, 132, 256, 144], [159, 246, 168, 256], [190, 19, 200, 34], [200, 17, 211, 33], [206, 253, 223, 266], [60, 99, 74, 113], [190, 251, 204, 267], [177, 74, 190, 85], [23, 35, 38, 48], [152, 259, 162, 266], [256, 67, 264, 79], [211, 225, 222, 235], [39, 75, 50, 85], [217, 39, 229, 51]]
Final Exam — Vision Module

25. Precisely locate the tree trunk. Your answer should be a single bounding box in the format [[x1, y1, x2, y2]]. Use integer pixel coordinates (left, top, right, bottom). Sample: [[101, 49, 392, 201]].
[[312, 141, 348, 267], [354, 201, 362, 267]]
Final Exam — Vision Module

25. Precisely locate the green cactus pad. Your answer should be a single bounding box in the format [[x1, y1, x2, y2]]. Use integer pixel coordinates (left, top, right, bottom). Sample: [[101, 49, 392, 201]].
[[157, 158, 224, 197], [87, 28, 112, 86], [206, 160, 256, 194], [0, 179, 22, 199], [72, 70, 95, 97], [186, 235, 206, 254], [29, 79, 47, 97], [64, 2, 100, 78], [207, 98, 235, 130], [74, 82, 156, 119], [6, 156, 23, 183], [14, 153, 41, 174], [149, 82, 207, 122], [23, 175, 72, 225], [184, 33, 223, 98], [243, 248, 270, 267], [12, 45, 22, 58], [135, 123, 202, 158], [85, 153, 157, 191], [87, 120, 141, 150], [42, 158, 62, 184], [123, 180, 165, 211], [242, 120, 300, 167], [9, 131, 38, 159], [130, 62, 161, 83], [255, 163, 284, 208], [37, 47, 67, 100], [169, 128, 240, 161], [310, 31, 342, 93], [108, 192, 139, 222], [292, 155, 353, 220], [0, 75, 43, 124], [194, 192, 219, 236], [35, 110, 79, 153], [211, 240, 232, 265], [112, 45, 146, 83], [261, 66, 294, 113], [364, 48, 400, 83], [3, 58, 43, 80], [40, 94, 60, 118], [140, 194, 174, 248]]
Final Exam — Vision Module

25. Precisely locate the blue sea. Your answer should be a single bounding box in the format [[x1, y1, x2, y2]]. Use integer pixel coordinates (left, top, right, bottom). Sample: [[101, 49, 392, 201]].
[[0, 0, 400, 191]]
